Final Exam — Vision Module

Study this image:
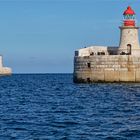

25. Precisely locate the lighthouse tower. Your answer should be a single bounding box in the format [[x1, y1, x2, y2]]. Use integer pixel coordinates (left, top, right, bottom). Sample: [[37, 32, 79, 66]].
[[118, 6, 140, 55]]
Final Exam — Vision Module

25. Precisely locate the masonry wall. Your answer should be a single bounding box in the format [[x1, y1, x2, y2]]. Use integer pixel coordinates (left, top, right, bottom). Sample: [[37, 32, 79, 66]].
[[119, 27, 140, 50], [73, 55, 140, 83]]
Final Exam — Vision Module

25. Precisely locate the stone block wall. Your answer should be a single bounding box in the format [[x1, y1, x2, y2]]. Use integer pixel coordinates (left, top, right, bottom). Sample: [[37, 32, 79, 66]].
[[73, 55, 140, 83], [119, 27, 140, 50]]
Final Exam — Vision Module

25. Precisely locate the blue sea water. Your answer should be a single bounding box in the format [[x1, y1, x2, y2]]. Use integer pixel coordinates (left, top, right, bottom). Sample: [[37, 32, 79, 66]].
[[0, 74, 140, 140]]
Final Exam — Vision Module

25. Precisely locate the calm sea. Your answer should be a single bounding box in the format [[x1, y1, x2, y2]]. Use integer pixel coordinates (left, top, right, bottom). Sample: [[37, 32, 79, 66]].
[[0, 74, 140, 140]]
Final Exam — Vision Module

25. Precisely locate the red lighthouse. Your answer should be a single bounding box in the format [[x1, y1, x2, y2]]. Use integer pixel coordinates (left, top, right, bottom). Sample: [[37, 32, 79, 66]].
[[123, 6, 136, 26]]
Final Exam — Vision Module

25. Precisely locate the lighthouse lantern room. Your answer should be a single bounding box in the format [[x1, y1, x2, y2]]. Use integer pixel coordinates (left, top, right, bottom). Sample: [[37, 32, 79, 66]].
[[123, 6, 136, 26]]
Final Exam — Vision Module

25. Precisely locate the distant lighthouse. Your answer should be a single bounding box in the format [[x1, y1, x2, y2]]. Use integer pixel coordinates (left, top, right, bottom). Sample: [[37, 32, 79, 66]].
[[118, 6, 140, 55]]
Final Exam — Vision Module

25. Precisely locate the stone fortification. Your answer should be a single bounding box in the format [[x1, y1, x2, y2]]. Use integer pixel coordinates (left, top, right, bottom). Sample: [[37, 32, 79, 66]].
[[74, 55, 140, 83], [73, 6, 140, 83]]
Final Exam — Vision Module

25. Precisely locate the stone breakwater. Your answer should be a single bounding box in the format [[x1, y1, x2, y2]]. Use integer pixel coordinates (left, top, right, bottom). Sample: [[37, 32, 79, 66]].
[[0, 67, 12, 75], [74, 55, 140, 83]]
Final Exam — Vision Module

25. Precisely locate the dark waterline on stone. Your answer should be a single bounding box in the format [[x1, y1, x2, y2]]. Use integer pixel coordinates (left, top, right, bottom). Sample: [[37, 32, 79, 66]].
[[0, 74, 140, 139]]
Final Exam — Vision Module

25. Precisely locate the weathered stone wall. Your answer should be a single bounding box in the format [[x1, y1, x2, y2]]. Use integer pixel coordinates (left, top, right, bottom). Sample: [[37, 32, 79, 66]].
[[73, 55, 140, 83], [118, 26, 140, 54]]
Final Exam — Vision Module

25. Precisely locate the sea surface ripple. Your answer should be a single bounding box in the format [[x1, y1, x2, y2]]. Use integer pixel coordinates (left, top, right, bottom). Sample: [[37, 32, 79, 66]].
[[0, 74, 140, 140]]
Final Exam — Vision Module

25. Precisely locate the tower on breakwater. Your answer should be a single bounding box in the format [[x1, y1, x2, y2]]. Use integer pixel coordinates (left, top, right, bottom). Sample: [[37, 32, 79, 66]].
[[74, 6, 140, 83]]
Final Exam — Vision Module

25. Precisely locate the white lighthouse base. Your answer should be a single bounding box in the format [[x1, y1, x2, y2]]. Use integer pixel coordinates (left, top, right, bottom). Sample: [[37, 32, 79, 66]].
[[0, 67, 12, 75], [0, 56, 12, 75]]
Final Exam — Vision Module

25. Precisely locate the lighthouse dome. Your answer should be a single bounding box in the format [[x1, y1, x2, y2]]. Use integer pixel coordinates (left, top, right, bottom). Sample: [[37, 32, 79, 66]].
[[123, 6, 135, 15]]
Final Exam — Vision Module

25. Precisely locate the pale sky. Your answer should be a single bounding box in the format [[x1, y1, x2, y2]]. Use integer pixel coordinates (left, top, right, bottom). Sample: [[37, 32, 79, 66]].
[[0, 0, 140, 73]]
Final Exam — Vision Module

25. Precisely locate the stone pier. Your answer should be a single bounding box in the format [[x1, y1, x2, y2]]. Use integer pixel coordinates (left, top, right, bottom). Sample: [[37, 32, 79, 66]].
[[74, 55, 140, 83]]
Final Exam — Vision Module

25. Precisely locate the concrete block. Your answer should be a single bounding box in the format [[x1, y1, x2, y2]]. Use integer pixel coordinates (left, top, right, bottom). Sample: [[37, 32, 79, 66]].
[[128, 65, 136, 71], [132, 57, 139, 61], [91, 71, 104, 82], [119, 56, 128, 61], [105, 70, 119, 82], [136, 71, 140, 82], [119, 68, 128, 71], [119, 71, 135, 82], [120, 64, 127, 68], [105, 68, 114, 71], [114, 62, 119, 64]]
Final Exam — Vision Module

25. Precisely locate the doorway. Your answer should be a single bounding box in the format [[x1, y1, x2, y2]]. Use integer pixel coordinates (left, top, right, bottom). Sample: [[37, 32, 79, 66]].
[[127, 44, 132, 55]]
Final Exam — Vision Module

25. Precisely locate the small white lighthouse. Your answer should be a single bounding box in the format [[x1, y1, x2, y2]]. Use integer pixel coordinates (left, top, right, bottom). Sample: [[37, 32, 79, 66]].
[[118, 6, 140, 55]]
